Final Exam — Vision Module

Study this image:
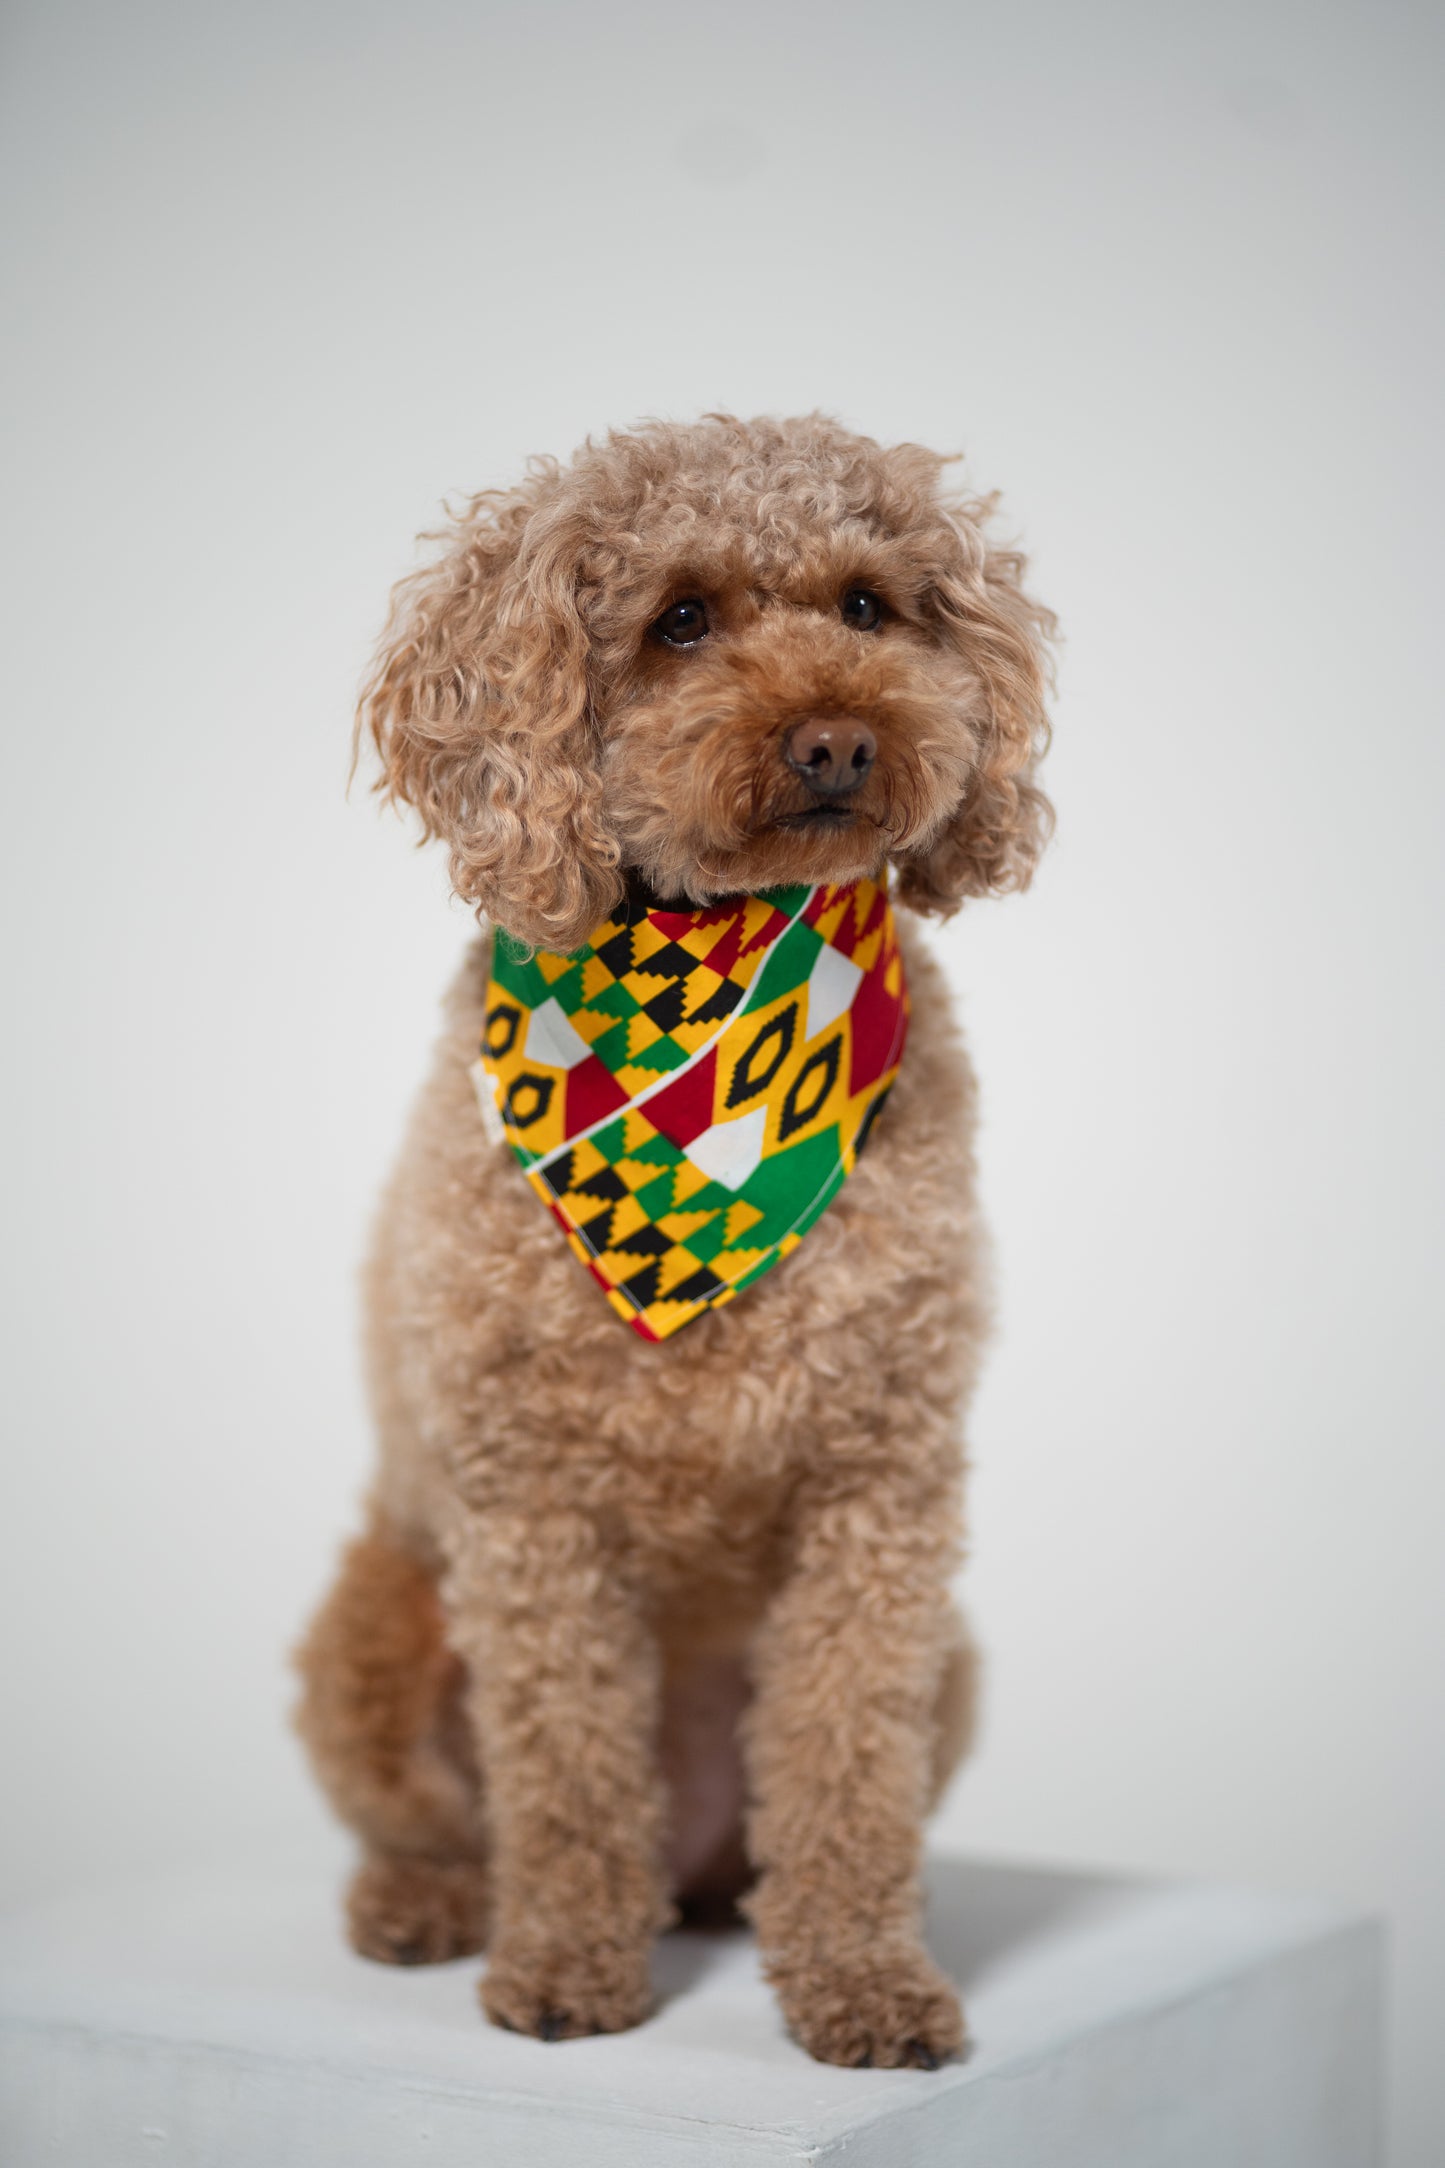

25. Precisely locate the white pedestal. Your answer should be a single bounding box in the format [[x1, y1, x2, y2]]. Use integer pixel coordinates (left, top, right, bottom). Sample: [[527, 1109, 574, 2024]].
[[0, 1852, 1381, 2167]]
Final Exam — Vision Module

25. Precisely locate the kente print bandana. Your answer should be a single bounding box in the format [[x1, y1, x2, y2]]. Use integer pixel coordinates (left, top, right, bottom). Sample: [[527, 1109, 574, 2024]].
[[472, 879, 909, 1342]]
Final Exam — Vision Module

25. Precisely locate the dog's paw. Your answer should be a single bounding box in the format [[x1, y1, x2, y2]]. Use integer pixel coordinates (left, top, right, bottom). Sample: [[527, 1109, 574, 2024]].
[[346, 1855, 489, 1966], [480, 1932, 653, 2040], [776, 1946, 966, 2069]]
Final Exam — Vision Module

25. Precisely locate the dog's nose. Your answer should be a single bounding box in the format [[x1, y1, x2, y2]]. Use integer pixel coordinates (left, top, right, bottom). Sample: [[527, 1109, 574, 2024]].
[[784, 717, 877, 796]]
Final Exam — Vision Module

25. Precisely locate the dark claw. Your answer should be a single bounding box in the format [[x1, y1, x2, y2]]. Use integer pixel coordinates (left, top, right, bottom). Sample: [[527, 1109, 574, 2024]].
[[537, 2010, 567, 2042], [852, 2047, 874, 2068], [905, 2038, 941, 2070]]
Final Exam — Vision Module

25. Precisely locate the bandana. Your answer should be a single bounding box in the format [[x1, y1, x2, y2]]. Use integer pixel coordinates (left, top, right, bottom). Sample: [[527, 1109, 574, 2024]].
[[472, 878, 908, 1341]]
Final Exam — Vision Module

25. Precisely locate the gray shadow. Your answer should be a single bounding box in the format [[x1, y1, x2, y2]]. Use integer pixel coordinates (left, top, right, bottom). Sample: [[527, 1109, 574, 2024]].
[[925, 1854, 1132, 1989], [652, 1918, 749, 2002]]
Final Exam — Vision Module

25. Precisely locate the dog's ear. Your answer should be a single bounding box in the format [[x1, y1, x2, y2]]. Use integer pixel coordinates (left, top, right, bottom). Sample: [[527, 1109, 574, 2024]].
[[895, 498, 1056, 916], [357, 472, 623, 951]]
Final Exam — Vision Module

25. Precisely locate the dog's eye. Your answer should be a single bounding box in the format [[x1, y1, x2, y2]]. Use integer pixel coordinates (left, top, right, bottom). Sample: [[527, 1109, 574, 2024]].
[[653, 598, 709, 647], [840, 588, 884, 631]]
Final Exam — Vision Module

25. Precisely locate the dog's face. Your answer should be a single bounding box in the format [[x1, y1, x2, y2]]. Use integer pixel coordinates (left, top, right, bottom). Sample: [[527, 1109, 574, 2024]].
[[361, 415, 1053, 950], [587, 489, 998, 911]]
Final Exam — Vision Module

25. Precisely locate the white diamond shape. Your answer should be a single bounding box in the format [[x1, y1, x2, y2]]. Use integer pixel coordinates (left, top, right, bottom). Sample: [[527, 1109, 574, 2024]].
[[686, 1107, 768, 1192], [804, 942, 863, 1040], [470, 1058, 507, 1147], [522, 996, 591, 1071]]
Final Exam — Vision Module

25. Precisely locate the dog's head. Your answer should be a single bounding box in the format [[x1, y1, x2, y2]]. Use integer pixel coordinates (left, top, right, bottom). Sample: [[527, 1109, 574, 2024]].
[[360, 414, 1055, 950]]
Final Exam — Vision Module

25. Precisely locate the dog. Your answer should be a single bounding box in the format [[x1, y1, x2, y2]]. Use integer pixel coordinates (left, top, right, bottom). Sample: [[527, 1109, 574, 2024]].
[[295, 412, 1054, 2069]]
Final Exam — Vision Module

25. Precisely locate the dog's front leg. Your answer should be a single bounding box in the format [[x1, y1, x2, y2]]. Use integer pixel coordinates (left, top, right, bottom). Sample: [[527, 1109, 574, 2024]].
[[447, 1507, 668, 2039], [744, 1470, 965, 2069]]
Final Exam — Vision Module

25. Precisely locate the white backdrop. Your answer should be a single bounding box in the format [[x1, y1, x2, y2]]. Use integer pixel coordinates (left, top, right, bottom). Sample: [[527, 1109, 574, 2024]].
[[2, 1, 1441, 2158]]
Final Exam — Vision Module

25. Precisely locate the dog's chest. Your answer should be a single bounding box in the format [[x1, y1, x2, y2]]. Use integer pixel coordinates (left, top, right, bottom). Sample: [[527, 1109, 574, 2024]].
[[380, 921, 979, 1561]]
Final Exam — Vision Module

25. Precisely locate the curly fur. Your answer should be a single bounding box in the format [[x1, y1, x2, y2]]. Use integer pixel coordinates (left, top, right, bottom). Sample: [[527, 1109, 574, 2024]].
[[358, 413, 1051, 948], [298, 412, 1052, 2067]]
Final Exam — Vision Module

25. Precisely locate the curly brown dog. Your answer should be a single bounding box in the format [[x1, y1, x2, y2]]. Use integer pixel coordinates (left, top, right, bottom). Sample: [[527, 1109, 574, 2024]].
[[295, 412, 1054, 2069]]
